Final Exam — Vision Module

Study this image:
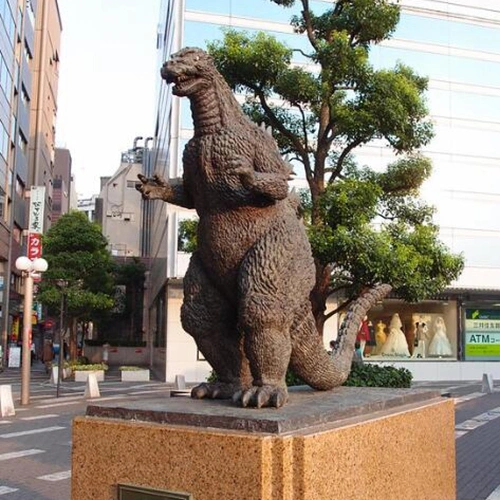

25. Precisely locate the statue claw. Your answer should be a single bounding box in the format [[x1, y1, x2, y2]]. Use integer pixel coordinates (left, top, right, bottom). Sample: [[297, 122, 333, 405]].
[[236, 385, 288, 409], [190, 382, 242, 400]]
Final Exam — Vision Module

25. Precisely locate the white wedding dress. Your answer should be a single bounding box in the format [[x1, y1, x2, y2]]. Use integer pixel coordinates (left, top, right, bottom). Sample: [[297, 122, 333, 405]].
[[428, 317, 453, 357], [380, 313, 410, 357]]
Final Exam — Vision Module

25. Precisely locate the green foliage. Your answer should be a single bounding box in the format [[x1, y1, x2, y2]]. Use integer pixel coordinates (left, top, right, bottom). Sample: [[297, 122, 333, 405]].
[[205, 0, 463, 325], [119, 366, 146, 371], [178, 218, 198, 253], [37, 211, 115, 318], [70, 362, 109, 371], [207, 364, 412, 388], [343, 363, 413, 388]]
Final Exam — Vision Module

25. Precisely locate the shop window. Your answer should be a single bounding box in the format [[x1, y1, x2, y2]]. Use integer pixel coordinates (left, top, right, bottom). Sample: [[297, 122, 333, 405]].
[[352, 300, 458, 361]]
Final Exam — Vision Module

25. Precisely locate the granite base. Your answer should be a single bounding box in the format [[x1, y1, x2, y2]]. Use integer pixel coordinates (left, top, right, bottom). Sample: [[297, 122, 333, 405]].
[[71, 386, 455, 500]]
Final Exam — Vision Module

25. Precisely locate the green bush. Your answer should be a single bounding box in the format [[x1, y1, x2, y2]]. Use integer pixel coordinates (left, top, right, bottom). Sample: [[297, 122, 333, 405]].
[[207, 363, 412, 389], [119, 366, 147, 371], [71, 362, 109, 371], [343, 363, 413, 388]]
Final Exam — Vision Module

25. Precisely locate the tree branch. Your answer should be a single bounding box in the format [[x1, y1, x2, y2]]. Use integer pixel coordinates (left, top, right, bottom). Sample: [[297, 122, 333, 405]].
[[255, 90, 313, 184], [328, 137, 364, 183], [301, 0, 318, 50]]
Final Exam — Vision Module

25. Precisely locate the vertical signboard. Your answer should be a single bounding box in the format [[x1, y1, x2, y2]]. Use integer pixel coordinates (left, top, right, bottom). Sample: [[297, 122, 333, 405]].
[[464, 309, 500, 360], [28, 186, 45, 259]]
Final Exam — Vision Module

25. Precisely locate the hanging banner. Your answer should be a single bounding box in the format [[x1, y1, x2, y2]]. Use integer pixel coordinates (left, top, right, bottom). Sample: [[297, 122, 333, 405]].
[[28, 186, 45, 259], [28, 186, 45, 234]]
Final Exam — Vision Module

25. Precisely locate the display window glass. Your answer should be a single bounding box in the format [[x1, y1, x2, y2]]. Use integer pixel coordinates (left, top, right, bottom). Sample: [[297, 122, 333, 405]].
[[352, 300, 458, 361]]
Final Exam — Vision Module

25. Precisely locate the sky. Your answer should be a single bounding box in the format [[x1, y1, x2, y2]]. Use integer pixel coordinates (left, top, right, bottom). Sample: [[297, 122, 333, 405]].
[[55, 0, 161, 198]]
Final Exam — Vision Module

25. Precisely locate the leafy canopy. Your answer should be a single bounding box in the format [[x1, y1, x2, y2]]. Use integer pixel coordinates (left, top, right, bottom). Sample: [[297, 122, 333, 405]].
[[37, 210, 115, 318], [205, 0, 463, 321]]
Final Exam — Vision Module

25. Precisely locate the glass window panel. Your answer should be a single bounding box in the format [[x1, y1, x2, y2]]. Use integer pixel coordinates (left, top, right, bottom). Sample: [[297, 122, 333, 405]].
[[396, 13, 500, 54], [373, 46, 500, 88]]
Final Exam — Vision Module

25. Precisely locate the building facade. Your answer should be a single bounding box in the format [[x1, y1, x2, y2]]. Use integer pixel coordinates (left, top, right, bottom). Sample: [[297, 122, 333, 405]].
[[0, 0, 62, 363], [146, 0, 500, 382], [96, 138, 150, 258]]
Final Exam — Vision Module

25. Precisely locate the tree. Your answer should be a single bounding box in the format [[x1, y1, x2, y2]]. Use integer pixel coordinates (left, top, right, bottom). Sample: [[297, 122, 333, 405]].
[[206, 0, 464, 333], [95, 257, 146, 343], [37, 211, 115, 360]]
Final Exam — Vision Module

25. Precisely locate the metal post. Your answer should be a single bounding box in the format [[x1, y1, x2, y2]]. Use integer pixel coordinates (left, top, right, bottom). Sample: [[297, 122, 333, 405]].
[[20, 273, 34, 405], [56, 292, 64, 397]]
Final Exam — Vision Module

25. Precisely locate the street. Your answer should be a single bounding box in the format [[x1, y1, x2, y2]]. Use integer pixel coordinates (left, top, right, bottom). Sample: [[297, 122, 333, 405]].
[[1, 366, 500, 499]]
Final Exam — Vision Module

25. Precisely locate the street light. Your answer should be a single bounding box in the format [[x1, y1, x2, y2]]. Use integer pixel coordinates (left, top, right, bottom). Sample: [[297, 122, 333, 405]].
[[15, 256, 48, 405]]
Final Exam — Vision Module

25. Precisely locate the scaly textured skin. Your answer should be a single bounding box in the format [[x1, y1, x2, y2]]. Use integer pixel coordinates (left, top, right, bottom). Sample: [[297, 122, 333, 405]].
[[136, 48, 391, 408]]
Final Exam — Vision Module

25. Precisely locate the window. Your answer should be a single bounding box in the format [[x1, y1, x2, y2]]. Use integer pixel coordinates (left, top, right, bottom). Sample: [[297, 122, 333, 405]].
[[17, 130, 27, 155], [15, 175, 23, 197], [0, 53, 12, 102], [0, 0, 15, 45], [127, 180, 138, 188], [0, 121, 8, 160]]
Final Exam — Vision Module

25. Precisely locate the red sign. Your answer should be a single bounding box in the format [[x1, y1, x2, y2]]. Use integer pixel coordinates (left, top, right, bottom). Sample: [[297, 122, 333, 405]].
[[28, 233, 42, 259]]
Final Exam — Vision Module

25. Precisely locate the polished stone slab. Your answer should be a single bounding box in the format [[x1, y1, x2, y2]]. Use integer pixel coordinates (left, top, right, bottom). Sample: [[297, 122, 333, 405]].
[[86, 385, 441, 434]]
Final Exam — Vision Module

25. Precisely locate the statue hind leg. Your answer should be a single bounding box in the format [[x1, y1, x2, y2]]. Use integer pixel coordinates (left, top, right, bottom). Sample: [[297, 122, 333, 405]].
[[181, 253, 252, 399]]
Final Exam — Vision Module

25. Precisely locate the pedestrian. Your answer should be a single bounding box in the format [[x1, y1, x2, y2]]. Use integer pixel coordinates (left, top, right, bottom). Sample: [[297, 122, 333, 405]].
[[42, 340, 54, 374]]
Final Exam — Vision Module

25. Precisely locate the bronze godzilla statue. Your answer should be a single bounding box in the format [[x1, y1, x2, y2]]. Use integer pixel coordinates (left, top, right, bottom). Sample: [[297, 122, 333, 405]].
[[137, 47, 391, 408]]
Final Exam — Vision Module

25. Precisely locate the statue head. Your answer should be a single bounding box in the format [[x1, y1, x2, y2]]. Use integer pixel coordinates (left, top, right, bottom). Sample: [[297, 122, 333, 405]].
[[161, 47, 216, 97]]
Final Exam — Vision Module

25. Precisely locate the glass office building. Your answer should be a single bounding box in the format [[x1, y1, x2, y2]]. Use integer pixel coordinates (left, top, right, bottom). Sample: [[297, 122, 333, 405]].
[[147, 0, 500, 381]]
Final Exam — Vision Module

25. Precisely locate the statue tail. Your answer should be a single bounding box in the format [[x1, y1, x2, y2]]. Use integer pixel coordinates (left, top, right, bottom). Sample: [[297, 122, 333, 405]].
[[289, 284, 392, 390]]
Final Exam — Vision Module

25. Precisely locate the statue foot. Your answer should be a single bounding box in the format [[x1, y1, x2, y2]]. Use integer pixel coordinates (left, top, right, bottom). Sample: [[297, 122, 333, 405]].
[[190, 382, 241, 400], [233, 385, 289, 409]]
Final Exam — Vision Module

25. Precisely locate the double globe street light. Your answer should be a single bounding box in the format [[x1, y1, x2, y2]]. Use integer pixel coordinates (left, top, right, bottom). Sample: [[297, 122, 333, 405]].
[[15, 256, 48, 405]]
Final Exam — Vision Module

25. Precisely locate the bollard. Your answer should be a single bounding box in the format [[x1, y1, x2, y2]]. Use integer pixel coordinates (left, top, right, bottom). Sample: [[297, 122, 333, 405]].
[[50, 366, 59, 384], [84, 373, 100, 399], [481, 373, 494, 394], [0, 385, 15, 417], [174, 374, 186, 390]]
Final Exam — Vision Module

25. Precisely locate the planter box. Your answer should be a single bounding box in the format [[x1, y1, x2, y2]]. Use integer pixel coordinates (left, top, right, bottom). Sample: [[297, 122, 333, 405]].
[[63, 368, 73, 380], [121, 369, 150, 382], [74, 370, 105, 382]]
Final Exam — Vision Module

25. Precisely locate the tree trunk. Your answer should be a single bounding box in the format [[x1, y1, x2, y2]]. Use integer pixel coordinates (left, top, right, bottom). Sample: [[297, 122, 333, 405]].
[[310, 260, 331, 336], [69, 317, 78, 361]]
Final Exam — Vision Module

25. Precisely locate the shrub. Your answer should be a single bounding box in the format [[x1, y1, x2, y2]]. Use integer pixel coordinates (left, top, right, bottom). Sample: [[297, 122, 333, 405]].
[[343, 363, 413, 388], [207, 363, 412, 389], [71, 362, 109, 371], [119, 366, 147, 371]]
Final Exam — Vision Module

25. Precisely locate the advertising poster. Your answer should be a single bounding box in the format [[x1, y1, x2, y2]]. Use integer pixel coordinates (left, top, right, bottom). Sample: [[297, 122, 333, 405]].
[[465, 309, 500, 360]]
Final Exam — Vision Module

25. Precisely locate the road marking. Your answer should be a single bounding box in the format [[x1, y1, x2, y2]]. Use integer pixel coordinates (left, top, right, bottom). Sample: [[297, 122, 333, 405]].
[[0, 486, 19, 495], [0, 421, 11, 425], [35, 395, 84, 404], [486, 484, 500, 499], [36, 401, 80, 409], [37, 470, 71, 481], [456, 406, 500, 439], [454, 392, 485, 405], [0, 426, 65, 438], [0, 449, 45, 461], [21, 414, 59, 421]]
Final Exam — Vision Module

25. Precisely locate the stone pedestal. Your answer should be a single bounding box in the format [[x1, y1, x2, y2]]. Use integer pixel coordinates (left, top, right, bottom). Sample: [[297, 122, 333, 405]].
[[71, 387, 456, 500]]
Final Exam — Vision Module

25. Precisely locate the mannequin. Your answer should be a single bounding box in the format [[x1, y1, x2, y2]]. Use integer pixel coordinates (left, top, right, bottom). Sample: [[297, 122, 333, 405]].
[[428, 316, 453, 357], [373, 320, 387, 355], [356, 316, 370, 358], [411, 321, 428, 358], [380, 313, 410, 357]]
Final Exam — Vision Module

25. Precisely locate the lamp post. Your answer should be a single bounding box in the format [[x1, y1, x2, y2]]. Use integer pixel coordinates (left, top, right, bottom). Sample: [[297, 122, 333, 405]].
[[56, 280, 68, 398], [15, 256, 48, 405]]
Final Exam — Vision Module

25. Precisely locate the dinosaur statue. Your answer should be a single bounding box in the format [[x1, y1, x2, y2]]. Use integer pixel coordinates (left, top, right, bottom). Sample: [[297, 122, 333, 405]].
[[136, 47, 391, 408]]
